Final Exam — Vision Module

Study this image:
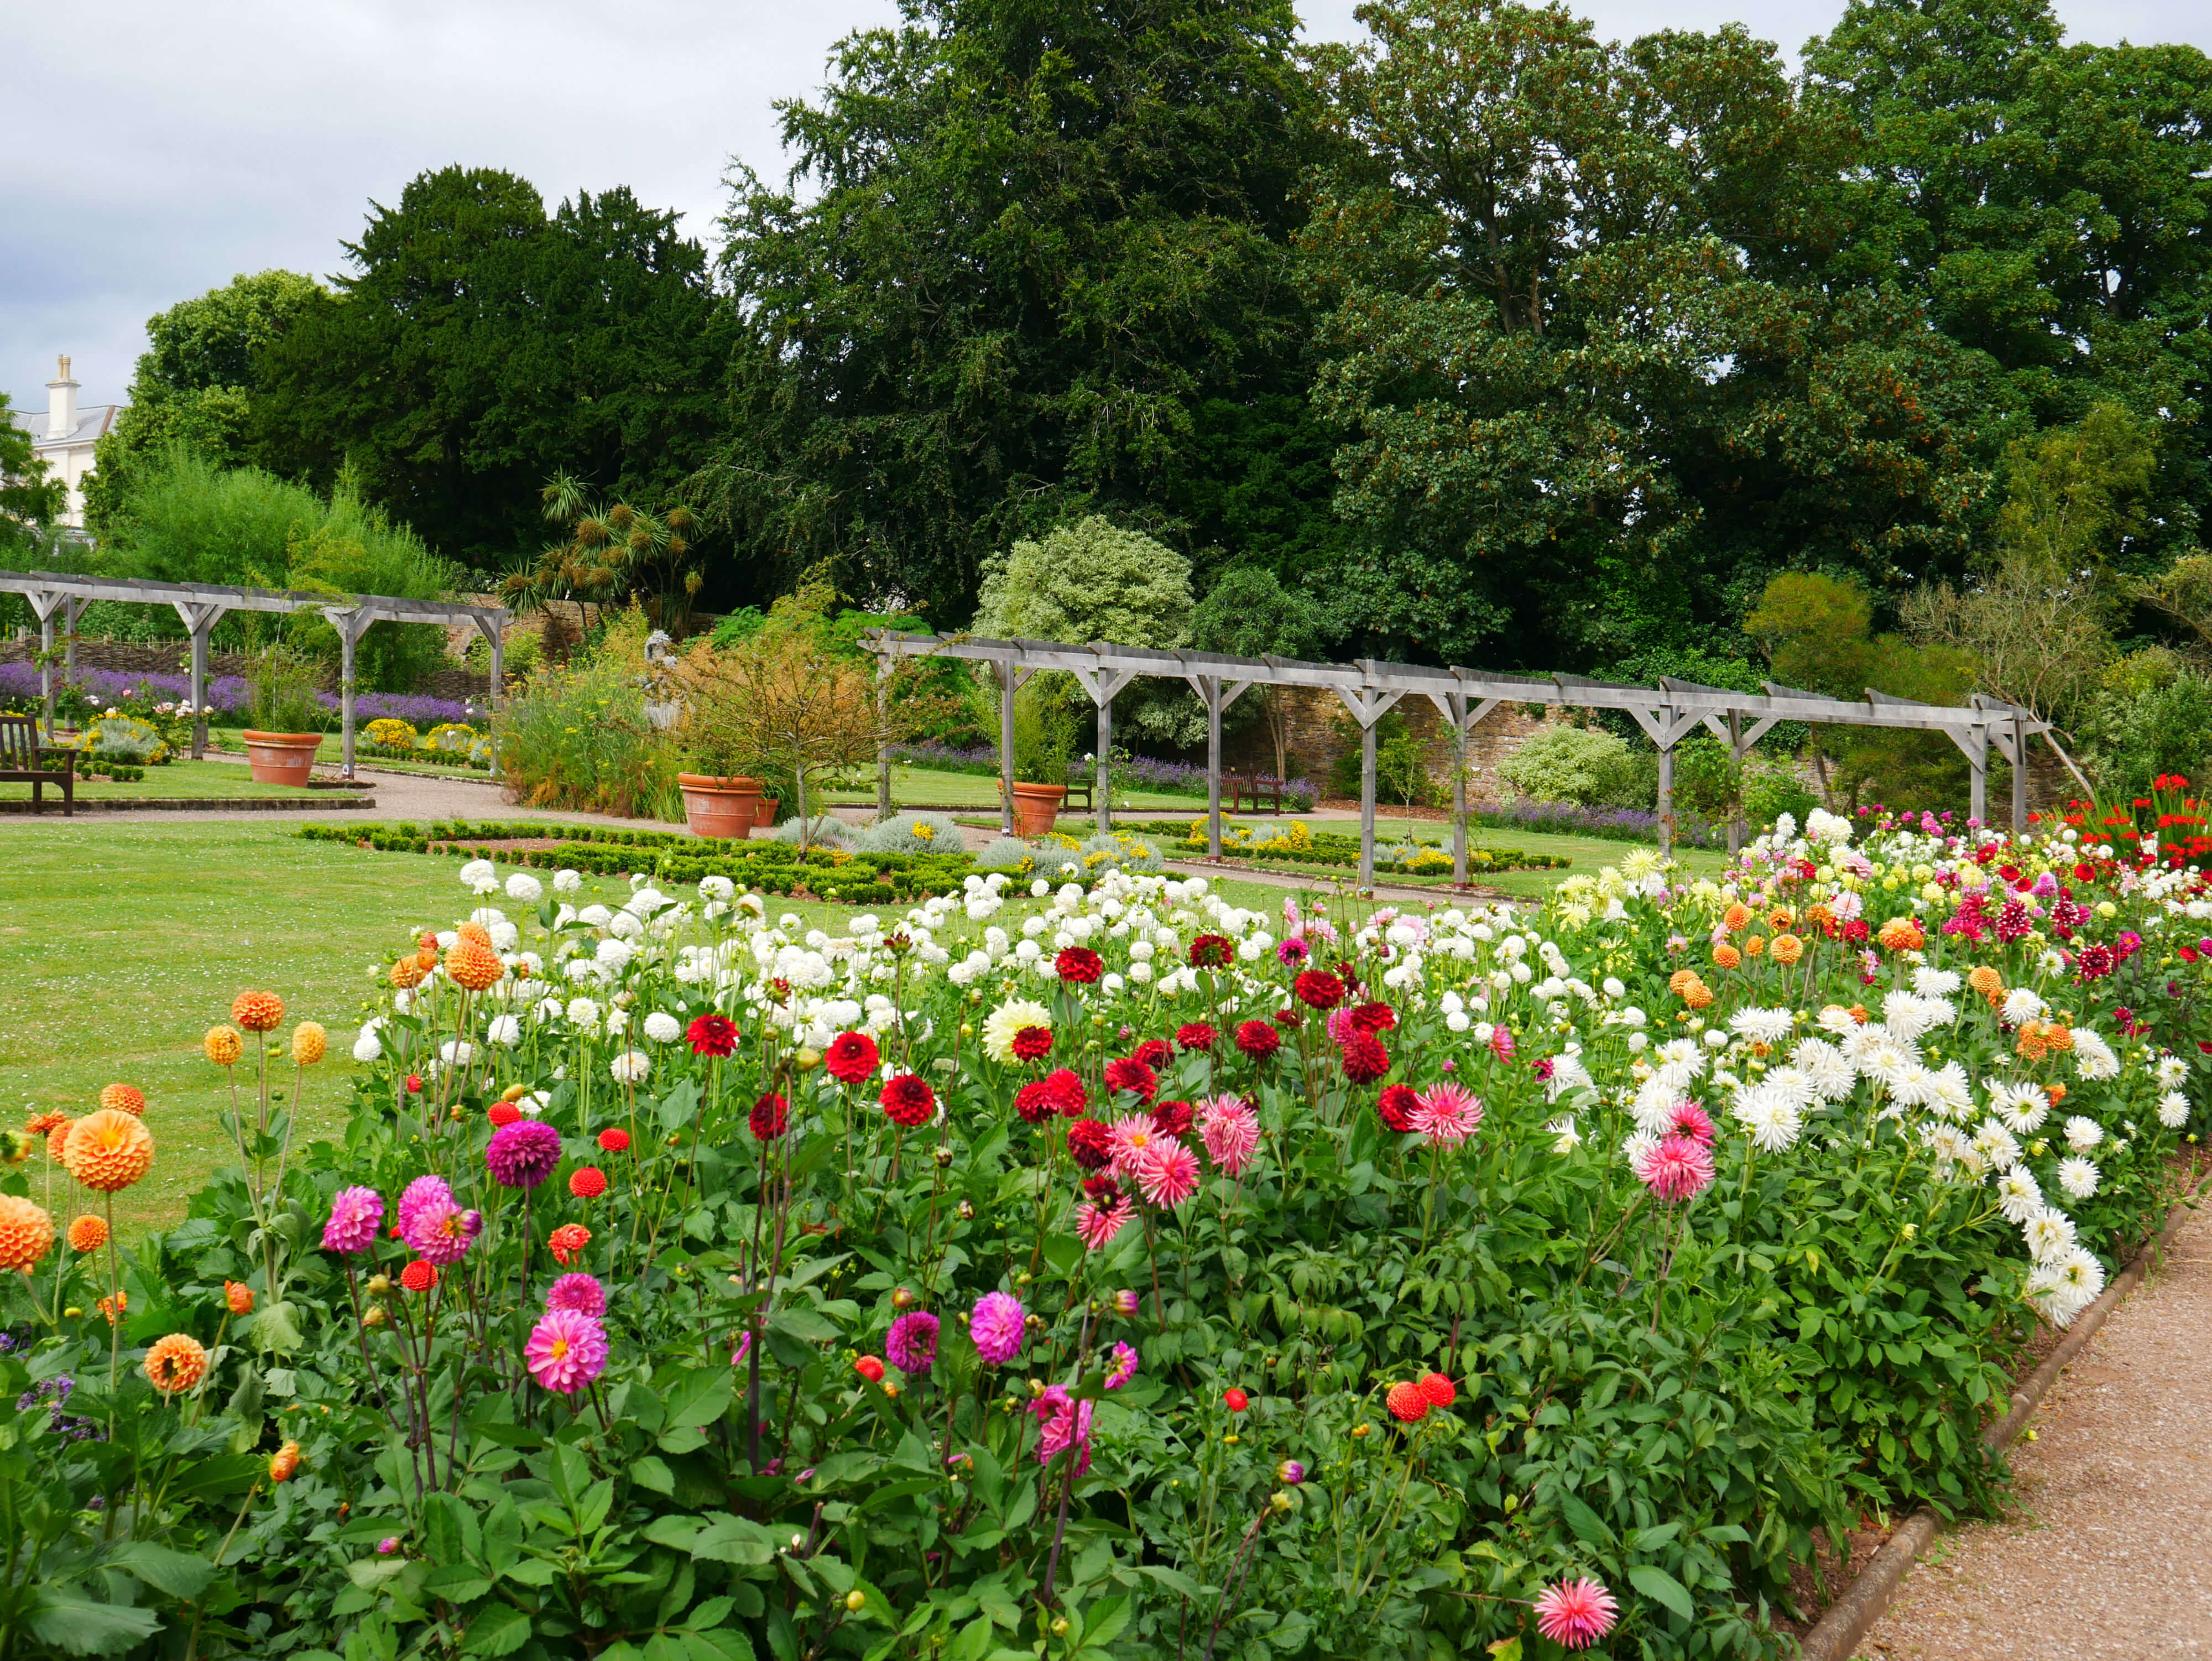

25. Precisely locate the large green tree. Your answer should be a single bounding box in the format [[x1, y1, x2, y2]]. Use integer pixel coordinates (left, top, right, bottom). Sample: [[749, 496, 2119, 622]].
[[252, 169, 733, 575], [82, 270, 326, 538], [701, 0, 1330, 624]]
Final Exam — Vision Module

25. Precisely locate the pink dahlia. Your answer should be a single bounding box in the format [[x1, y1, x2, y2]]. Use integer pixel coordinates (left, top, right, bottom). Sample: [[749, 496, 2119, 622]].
[[1533, 1577, 1619, 1650], [969, 1290, 1026, 1365], [525, 1308, 609, 1394], [546, 1273, 606, 1318], [1076, 1195, 1135, 1251], [886, 1310, 940, 1374], [1133, 1142, 1201, 1208], [1105, 1112, 1163, 1176], [1028, 1384, 1094, 1473], [396, 1174, 455, 1240], [1105, 1340, 1139, 1389], [1197, 1095, 1260, 1176], [1410, 1082, 1484, 1145], [1667, 1100, 1716, 1146], [486, 1120, 563, 1189], [321, 1185, 384, 1254], [404, 1193, 477, 1266], [1637, 1133, 1716, 1203]]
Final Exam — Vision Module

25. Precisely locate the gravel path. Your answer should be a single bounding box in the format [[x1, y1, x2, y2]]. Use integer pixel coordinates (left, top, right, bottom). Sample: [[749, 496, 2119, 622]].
[[1856, 1200, 2212, 1657]]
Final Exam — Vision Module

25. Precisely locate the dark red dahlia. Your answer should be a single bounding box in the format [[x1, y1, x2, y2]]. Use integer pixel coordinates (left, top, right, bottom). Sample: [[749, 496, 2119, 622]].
[[879, 1074, 936, 1128], [1104, 1058, 1159, 1104], [1055, 947, 1105, 985], [1132, 1038, 1173, 1071], [749, 1093, 789, 1139], [1011, 1025, 1053, 1063], [1188, 933, 1233, 969], [1234, 1019, 1280, 1059], [1376, 1084, 1418, 1132], [1348, 1001, 1396, 1035], [825, 1030, 879, 1085], [1150, 1099, 1193, 1138], [1043, 1067, 1088, 1117], [1175, 1022, 1219, 1052], [1015, 1081, 1057, 1125], [1293, 970, 1346, 1011], [1067, 1117, 1114, 1169], [1082, 1172, 1120, 1204], [687, 1013, 739, 1057], [1339, 1031, 1389, 1085]]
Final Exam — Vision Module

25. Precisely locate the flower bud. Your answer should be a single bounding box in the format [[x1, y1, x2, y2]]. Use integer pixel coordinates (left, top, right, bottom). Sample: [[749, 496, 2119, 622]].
[[933, 1144, 954, 1168], [795, 1046, 822, 1071], [844, 1590, 866, 1613], [1270, 1490, 1293, 1513], [1277, 1460, 1305, 1485]]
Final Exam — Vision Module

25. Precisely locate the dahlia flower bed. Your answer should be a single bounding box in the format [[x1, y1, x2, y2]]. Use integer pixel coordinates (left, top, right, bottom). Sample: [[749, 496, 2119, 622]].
[[3, 809, 2205, 1660]]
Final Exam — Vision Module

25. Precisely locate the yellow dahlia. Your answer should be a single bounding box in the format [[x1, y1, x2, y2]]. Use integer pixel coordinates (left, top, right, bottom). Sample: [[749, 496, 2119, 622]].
[[290, 1023, 327, 1066], [66, 1214, 108, 1253], [61, 1109, 155, 1194], [142, 1333, 209, 1396], [204, 1025, 244, 1066], [97, 1083, 146, 1116], [0, 1195, 56, 1273], [232, 990, 285, 1033], [445, 937, 504, 993]]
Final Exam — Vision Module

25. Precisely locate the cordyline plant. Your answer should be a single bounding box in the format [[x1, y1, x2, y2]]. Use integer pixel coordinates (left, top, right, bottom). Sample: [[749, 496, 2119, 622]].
[[1, 802, 2208, 1659]]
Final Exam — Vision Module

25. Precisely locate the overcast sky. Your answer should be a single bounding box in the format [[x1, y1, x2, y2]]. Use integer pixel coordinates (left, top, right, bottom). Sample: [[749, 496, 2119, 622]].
[[5, 0, 2204, 421]]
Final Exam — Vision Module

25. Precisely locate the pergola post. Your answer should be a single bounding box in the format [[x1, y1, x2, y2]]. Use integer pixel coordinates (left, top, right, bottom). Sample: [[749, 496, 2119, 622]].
[[2011, 712, 2028, 836], [28, 589, 62, 741], [1969, 728, 1989, 826], [62, 597, 85, 700], [1200, 675, 1223, 856], [327, 607, 379, 782], [1072, 656, 1139, 837], [998, 654, 1018, 837], [875, 654, 894, 818], [1726, 710, 1743, 856], [1336, 678, 1404, 891], [172, 601, 227, 761]]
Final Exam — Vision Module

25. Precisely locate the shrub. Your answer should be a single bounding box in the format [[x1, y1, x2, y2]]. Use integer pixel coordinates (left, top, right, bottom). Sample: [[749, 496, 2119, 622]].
[[2078, 660, 2212, 798], [249, 647, 327, 733], [1744, 760, 1820, 831], [856, 810, 966, 855], [973, 836, 1039, 874], [1496, 723, 1640, 806], [769, 813, 854, 848], [497, 610, 679, 819]]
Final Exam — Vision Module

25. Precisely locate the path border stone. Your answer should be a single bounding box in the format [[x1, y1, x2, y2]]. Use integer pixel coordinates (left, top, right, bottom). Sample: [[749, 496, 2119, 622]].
[[1797, 1173, 2208, 1661], [0, 794, 377, 815]]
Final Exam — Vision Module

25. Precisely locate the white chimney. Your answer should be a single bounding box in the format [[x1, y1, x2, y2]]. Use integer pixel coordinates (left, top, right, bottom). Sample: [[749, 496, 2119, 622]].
[[47, 355, 79, 441]]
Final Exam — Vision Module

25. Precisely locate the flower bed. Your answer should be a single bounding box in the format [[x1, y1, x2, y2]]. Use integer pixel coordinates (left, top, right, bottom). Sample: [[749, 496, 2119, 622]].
[[1177, 817, 1572, 878], [4, 806, 2207, 1658], [892, 741, 1318, 810]]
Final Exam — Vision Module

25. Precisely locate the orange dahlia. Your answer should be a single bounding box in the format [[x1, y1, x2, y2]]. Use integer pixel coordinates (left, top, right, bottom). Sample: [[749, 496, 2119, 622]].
[[46, 1118, 74, 1161], [1721, 903, 1752, 933], [389, 956, 426, 991], [1968, 965, 2005, 999], [1877, 917, 1925, 952], [62, 1109, 155, 1194], [224, 1280, 255, 1315], [1769, 933, 1805, 965], [1683, 981, 1714, 1010], [25, 1110, 67, 1138], [1711, 944, 1742, 971], [269, 1440, 302, 1483], [204, 1025, 243, 1066], [290, 1022, 327, 1066], [1767, 908, 1793, 929], [1666, 969, 1701, 997], [445, 938, 504, 993], [456, 920, 494, 948], [98, 1083, 146, 1116], [96, 1290, 128, 1325], [143, 1333, 209, 1396], [1385, 1381, 1429, 1423], [66, 1214, 108, 1253], [1745, 934, 1766, 956], [0, 1195, 56, 1273], [233, 990, 285, 1033], [2044, 1024, 2074, 1054]]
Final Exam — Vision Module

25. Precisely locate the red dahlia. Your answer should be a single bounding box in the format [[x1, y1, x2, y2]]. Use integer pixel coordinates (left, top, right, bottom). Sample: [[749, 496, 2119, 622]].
[[1055, 947, 1104, 985], [1104, 1058, 1158, 1105], [1014, 1081, 1057, 1125], [749, 1093, 789, 1139], [1150, 1099, 1193, 1138], [1376, 1084, 1418, 1132], [488, 1101, 521, 1128], [1293, 970, 1346, 1010], [825, 1030, 879, 1085], [1067, 1118, 1114, 1169], [597, 1127, 631, 1153], [1131, 1038, 1173, 1071], [570, 1166, 608, 1199], [1043, 1068, 1088, 1118], [1081, 1172, 1120, 1203], [1340, 1032, 1390, 1085], [686, 1013, 739, 1057], [880, 1074, 936, 1128], [1234, 1020, 1281, 1059], [1348, 1001, 1396, 1035], [1418, 1371, 1456, 1408], [1011, 1025, 1053, 1062], [1175, 1022, 1218, 1052], [1188, 933, 1233, 969], [400, 1259, 437, 1293]]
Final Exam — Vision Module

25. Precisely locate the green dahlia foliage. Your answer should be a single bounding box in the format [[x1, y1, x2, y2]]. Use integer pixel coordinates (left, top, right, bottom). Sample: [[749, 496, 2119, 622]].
[[4, 811, 2206, 1659]]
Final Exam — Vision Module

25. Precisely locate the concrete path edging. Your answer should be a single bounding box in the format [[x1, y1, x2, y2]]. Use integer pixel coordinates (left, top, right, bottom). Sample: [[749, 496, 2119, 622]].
[[1797, 1174, 2208, 1661], [0, 794, 378, 815]]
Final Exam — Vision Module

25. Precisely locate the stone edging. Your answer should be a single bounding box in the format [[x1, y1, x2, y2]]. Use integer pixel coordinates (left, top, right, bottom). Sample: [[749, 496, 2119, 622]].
[[1797, 1176, 2207, 1661], [0, 795, 378, 816]]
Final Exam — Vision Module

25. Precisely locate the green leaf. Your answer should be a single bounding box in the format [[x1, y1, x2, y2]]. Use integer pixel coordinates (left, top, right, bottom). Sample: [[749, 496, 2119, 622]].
[[1556, 1492, 1612, 1550], [1626, 1564, 1695, 1623], [461, 1602, 531, 1656], [424, 1565, 494, 1604], [632, 1455, 676, 1495], [347, 1557, 411, 1592], [250, 1300, 305, 1354], [664, 1367, 735, 1430], [24, 1590, 161, 1655], [109, 1542, 216, 1599]]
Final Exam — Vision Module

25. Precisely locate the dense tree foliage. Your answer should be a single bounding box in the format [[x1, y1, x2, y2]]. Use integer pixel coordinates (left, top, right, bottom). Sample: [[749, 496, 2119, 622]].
[[251, 168, 733, 576]]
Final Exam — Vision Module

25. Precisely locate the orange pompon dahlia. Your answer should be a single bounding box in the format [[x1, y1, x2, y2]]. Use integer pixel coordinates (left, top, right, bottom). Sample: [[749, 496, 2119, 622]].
[[1767, 908, 1793, 930], [2044, 1024, 2074, 1054], [1711, 944, 1743, 971], [96, 1290, 128, 1325], [290, 1023, 327, 1066], [232, 990, 285, 1033], [1968, 965, 2005, 1000], [0, 1195, 56, 1273], [1877, 917, 1925, 952], [2016, 1023, 2052, 1061], [1721, 903, 1752, 933], [269, 1440, 302, 1483], [1683, 981, 1714, 1010], [456, 920, 494, 948], [62, 1109, 155, 1194], [445, 937, 504, 993], [1745, 934, 1766, 957], [66, 1214, 109, 1253], [224, 1280, 255, 1315], [1666, 969, 1701, 998], [98, 1083, 146, 1116], [1768, 933, 1805, 966], [389, 956, 426, 991], [204, 1025, 244, 1067], [46, 1119, 75, 1162], [143, 1333, 210, 1396]]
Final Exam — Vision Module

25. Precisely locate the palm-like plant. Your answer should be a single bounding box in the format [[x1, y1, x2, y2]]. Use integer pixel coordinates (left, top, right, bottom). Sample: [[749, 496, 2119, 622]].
[[502, 473, 704, 638]]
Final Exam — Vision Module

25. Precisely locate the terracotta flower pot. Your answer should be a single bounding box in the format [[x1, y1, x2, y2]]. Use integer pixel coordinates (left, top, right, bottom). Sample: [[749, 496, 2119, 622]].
[[241, 730, 322, 787], [679, 773, 763, 840], [1009, 782, 1067, 837], [756, 798, 780, 829]]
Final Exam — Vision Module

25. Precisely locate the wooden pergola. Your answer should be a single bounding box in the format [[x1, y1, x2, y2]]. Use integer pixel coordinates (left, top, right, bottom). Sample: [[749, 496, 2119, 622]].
[[868, 630, 2064, 888], [1, 570, 509, 778]]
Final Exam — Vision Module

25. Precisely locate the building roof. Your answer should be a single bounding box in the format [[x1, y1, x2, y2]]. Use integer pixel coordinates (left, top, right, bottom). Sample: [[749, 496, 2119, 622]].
[[14, 404, 122, 450]]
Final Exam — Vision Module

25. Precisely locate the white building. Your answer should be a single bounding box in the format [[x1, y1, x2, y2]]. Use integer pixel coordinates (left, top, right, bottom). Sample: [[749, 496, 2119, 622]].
[[12, 356, 120, 529]]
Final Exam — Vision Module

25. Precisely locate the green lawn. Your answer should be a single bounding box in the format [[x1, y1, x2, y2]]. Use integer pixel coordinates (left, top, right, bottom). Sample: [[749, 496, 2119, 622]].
[[1, 758, 336, 803], [204, 727, 492, 780], [818, 763, 1213, 814]]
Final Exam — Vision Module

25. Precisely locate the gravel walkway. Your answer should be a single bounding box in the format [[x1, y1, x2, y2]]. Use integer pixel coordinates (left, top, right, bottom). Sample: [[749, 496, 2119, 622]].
[[1856, 1200, 2212, 1657]]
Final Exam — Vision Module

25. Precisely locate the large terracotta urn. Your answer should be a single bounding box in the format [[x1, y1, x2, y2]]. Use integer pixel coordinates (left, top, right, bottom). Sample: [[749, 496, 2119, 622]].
[[1009, 782, 1066, 836], [678, 773, 763, 840], [241, 730, 322, 786]]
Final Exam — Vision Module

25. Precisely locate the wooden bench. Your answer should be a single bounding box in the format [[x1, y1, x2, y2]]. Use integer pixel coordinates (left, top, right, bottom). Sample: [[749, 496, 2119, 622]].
[[1, 714, 75, 816], [1227, 773, 1286, 815]]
